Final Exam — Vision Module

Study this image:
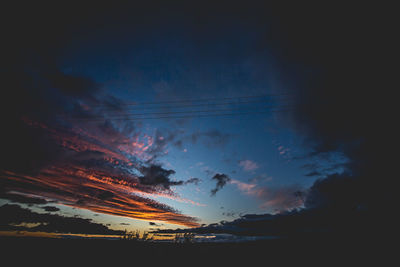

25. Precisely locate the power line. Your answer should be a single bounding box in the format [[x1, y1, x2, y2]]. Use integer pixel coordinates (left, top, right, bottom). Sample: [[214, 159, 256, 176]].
[[79, 108, 294, 122], [96, 97, 294, 111], [93, 92, 293, 107], [72, 104, 293, 120]]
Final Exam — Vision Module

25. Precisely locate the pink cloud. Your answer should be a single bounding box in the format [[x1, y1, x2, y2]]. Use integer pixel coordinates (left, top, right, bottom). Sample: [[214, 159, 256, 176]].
[[239, 160, 259, 171], [230, 179, 262, 196], [277, 145, 290, 156], [230, 179, 303, 212]]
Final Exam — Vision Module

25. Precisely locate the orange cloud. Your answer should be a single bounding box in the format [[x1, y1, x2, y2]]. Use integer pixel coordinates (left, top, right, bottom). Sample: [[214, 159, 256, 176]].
[[1, 118, 201, 227]]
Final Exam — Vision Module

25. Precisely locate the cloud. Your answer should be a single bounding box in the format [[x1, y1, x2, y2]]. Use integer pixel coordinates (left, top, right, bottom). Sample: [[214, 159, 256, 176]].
[[0, 166, 200, 227], [3, 1, 393, 238], [41, 206, 60, 212], [278, 146, 290, 156], [249, 173, 272, 183], [184, 178, 201, 185], [274, 4, 394, 186], [173, 130, 231, 149], [151, 211, 309, 237], [210, 173, 231, 196], [230, 179, 303, 212], [258, 1, 396, 232], [304, 174, 359, 210], [193, 130, 231, 147], [97, 190, 115, 200], [304, 171, 321, 177], [239, 160, 259, 171], [149, 222, 162, 227], [222, 212, 236, 217], [0, 55, 201, 227], [151, 203, 368, 238], [0, 204, 124, 235], [0, 192, 48, 205], [138, 164, 193, 190]]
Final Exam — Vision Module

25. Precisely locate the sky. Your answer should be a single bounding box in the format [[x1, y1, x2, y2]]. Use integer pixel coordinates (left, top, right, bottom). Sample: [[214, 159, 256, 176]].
[[1, 2, 396, 240]]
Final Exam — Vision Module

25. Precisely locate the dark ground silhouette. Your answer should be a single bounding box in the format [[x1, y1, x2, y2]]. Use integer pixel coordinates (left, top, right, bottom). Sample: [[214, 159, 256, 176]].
[[1, 234, 395, 265]]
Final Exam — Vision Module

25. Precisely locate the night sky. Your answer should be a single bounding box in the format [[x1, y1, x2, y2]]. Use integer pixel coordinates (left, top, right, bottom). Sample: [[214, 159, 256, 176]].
[[1, 2, 396, 241]]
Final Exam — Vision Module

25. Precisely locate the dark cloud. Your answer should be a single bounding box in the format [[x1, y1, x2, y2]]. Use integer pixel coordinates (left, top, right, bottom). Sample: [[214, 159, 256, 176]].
[[0, 192, 48, 205], [138, 165, 181, 190], [185, 178, 201, 185], [304, 174, 359, 210], [265, 2, 396, 234], [149, 222, 162, 227], [210, 173, 231, 196], [0, 204, 123, 235], [138, 165, 200, 190], [46, 71, 99, 97], [97, 191, 115, 201], [152, 205, 372, 238], [120, 223, 130, 225], [41, 206, 60, 212], [304, 171, 321, 177]]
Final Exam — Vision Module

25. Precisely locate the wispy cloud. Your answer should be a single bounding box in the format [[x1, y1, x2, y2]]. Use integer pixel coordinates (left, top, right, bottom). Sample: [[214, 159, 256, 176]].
[[1, 168, 200, 227], [238, 160, 259, 171], [230, 179, 303, 212]]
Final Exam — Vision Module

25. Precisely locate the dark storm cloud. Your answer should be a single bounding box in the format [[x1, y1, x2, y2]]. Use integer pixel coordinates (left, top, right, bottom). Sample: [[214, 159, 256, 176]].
[[304, 174, 360, 210], [0, 204, 123, 235], [259, 3, 397, 237], [268, 3, 396, 215], [210, 173, 231, 196]]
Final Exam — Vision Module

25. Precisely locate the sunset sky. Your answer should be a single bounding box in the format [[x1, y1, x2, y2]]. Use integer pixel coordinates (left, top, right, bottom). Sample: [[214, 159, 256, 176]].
[[1, 2, 395, 240]]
